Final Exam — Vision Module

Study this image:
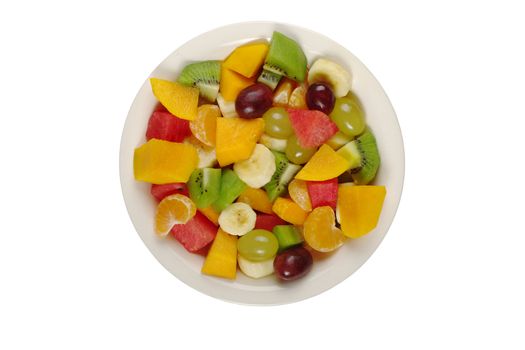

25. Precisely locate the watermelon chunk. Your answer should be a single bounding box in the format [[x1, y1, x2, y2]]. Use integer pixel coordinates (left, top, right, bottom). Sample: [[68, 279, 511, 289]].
[[288, 109, 338, 148], [306, 178, 338, 210], [150, 183, 189, 202], [171, 212, 217, 253], [255, 213, 287, 231], [146, 110, 191, 142]]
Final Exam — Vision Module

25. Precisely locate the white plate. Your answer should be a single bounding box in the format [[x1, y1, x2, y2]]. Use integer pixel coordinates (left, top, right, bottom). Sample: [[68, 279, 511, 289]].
[[119, 21, 404, 305]]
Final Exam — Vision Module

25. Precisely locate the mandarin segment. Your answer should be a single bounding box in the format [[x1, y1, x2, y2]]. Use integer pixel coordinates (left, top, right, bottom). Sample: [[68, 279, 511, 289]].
[[303, 206, 345, 252], [155, 194, 197, 237], [272, 197, 309, 225], [190, 104, 220, 146], [288, 179, 312, 212]]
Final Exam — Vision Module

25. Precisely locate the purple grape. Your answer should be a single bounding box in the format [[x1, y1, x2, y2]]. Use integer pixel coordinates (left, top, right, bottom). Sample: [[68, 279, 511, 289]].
[[273, 246, 313, 281], [306, 83, 335, 114], [235, 83, 273, 119]]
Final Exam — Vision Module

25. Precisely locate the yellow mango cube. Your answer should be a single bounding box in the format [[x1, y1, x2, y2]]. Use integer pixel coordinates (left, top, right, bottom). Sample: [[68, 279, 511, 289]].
[[201, 229, 238, 279], [237, 187, 274, 214], [223, 42, 269, 78], [215, 117, 264, 166], [150, 78, 199, 120], [337, 185, 386, 238], [295, 144, 351, 181], [219, 66, 255, 101], [133, 139, 198, 184]]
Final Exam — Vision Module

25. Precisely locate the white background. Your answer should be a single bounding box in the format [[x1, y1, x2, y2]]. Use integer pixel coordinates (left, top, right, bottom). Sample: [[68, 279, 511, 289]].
[[1, 1, 524, 349]]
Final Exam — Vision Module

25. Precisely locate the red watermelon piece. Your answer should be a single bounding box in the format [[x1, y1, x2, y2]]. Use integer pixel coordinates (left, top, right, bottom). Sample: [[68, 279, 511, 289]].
[[287, 109, 338, 148], [146, 110, 191, 142], [255, 213, 287, 231], [306, 178, 339, 210], [171, 212, 217, 253], [150, 183, 189, 202]]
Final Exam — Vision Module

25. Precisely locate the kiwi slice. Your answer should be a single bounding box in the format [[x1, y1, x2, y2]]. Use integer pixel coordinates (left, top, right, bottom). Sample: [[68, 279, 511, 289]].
[[264, 151, 301, 201], [212, 169, 247, 212], [257, 69, 282, 90], [177, 60, 221, 102], [263, 31, 307, 83], [339, 130, 380, 185], [188, 168, 221, 208]]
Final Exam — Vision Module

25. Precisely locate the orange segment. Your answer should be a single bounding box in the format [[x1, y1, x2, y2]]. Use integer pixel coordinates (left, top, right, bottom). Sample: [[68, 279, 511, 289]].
[[215, 117, 265, 166], [288, 84, 307, 109], [150, 78, 199, 120], [201, 228, 238, 279], [190, 104, 219, 146], [198, 206, 220, 226], [288, 179, 312, 212], [295, 144, 351, 181], [155, 194, 196, 237], [237, 187, 273, 214], [337, 185, 386, 238], [303, 206, 345, 252], [272, 197, 309, 225], [273, 79, 295, 106], [219, 66, 256, 101], [134, 139, 198, 184], [223, 42, 269, 78]]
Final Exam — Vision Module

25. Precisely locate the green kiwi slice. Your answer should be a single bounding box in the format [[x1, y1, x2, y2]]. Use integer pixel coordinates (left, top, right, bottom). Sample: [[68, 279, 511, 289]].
[[188, 168, 221, 208], [177, 60, 221, 101], [264, 151, 301, 201], [257, 69, 282, 90], [212, 169, 247, 212], [350, 130, 380, 184], [263, 31, 307, 83]]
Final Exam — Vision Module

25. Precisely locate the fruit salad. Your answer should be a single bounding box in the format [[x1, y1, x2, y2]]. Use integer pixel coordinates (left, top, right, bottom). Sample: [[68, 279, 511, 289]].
[[133, 31, 387, 282]]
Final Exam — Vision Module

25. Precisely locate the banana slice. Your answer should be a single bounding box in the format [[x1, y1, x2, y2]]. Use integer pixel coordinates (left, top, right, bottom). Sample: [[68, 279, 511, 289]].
[[238, 255, 274, 279], [216, 93, 238, 118], [308, 58, 352, 98], [233, 144, 276, 188], [260, 134, 288, 152], [184, 136, 217, 168], [218, 202, 256, 236]]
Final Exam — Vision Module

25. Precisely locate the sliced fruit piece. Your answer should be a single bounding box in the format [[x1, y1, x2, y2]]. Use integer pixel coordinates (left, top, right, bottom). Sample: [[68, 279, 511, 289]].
[[188, 168, 221, 208], [155, 194, 196, 237], [255, 213, 287, 231], [177, 60, 221, 102], [260, 133, 287, 152], [262, 107, 293, 139], [308, 58, 352, 98], [274, 246, 313, 281], [235, 83, 273, 119], [215, 117, 265, 166], [306, 178, 338, 210], [189, 104, 219, 146], [285, 134, 317, 165], [198, 206, 219, 226], [336, 140, 361, 169], [264, 151, 302, 201], [272, 197, 308, 225], [288, 179, 312, 212], [326, 131, 353, 150], [330, 96, 365, 137], [233, 144, 276, 188], [150, 78, 199, 120], [218, 202, 256, 236], [151, 183, 188, 202], [288, 109, 338, 148], [219, 66, 256, 101], [134, 139, 198, 184], [306, 82, 335, 115], [237, 229, 278, 262], [237, 187, 274, 214], [213, 169, 247, 212], [238, 255, 274, 279], [303, 206, 345, 252], [171, 211, 217, 253], [146, 110, 191, 142], [295, 144, 350, 181], [216, 93, 238, 118], [223, 41, 269, 78], [264, 31, 307, 82], [183, 136, 217, 168], [337, 185, 386, 238], [349, 130, 381, 184], [273, 79, 295, 106], [288, 84, 307, 109], [201, 228, 237, 280], [273, 225, 303, 252], [257, 69, 282, 90]]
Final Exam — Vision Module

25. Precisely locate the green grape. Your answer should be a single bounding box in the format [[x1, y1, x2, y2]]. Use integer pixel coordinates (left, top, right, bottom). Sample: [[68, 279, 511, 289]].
[[238, 230, 279, 261], [285, 135, 317, 165], [262, 107, 293, 139], [330, 97, 365, 137]]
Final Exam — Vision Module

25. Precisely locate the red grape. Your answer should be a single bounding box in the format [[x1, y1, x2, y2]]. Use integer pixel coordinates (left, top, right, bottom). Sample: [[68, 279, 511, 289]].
[[306, 83, 335, 114], [273, 246, 313, 281], [235, 83, 273, 119]]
